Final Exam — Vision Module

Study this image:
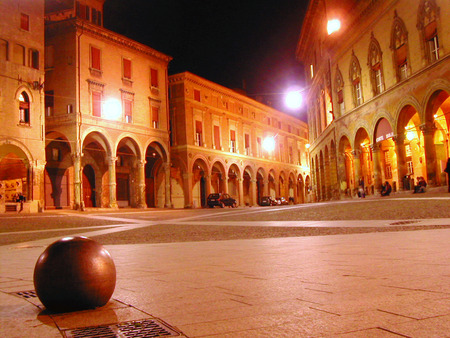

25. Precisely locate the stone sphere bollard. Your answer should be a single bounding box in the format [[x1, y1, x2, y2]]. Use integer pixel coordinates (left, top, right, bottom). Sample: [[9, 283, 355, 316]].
[[33, 236, 116, 312]]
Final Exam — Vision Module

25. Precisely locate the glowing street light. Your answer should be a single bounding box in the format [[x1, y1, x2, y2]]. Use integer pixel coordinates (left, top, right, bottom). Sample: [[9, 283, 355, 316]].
[[262, 136, 276, 152], [285, 90, 303, 110], [327, 19, 341, 35], [103, 98, 122, 120]]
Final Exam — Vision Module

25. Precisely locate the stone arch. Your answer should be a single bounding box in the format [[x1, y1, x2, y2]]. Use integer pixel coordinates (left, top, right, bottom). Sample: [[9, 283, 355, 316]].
[[192, 157, 209, 208], [116, 136, 141, 208]]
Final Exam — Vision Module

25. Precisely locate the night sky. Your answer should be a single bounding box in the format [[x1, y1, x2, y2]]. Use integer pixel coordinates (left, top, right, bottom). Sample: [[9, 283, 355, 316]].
[[104, 0, 309, 117]]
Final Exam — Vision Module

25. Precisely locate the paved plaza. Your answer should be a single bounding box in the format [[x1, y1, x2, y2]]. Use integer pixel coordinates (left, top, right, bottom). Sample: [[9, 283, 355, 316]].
[[0, 192, 449, 337]]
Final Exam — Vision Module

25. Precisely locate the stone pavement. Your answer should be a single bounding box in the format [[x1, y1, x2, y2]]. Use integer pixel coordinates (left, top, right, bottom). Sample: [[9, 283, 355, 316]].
[[0, 228, 449, 336]]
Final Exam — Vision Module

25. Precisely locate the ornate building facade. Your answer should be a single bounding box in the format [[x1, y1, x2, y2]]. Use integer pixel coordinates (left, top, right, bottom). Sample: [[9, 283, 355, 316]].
[[0, 0, 46, 212], [169, 72, 310, 208], [296, 0, 449, 201], [43, 0, 172, 210]]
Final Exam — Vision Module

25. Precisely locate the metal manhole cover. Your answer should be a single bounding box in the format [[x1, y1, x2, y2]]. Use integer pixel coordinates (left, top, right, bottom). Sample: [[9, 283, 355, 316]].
[[389, 220, 418, 225], [13, 290, 38, 299], [65, 319, 180, 338]]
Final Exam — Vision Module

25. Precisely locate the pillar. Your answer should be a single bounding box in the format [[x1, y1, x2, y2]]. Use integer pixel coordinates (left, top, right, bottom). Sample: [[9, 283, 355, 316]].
[[183, 172, 193, 208], [238, 177, 244, 206], [72, 152, 83, 210], [137, 159, 146, 208], [164, 163, 172, 208], [371, 144, 383, 195], [421, 124, 437, 186], [108, 156, 118, 208], [394, 134, 408, 190], [251, 179, 258, 206]]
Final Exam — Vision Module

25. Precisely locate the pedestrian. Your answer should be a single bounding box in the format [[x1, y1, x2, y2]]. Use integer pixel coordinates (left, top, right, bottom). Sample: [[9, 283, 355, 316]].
[[381, 181, 392, 196], [16, 192, 25, 212], [444, 158, 450, 193]]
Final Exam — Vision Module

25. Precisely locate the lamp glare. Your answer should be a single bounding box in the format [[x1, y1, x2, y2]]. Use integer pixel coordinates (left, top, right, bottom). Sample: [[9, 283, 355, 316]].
[[103, 98, 122, 120], [262, 137, 276, 152], [327, 19, 341, 35], [285, 91, 302, 110]]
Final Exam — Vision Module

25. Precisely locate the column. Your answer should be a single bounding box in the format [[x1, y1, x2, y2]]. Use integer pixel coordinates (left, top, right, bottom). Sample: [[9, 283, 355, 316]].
[[206, 174, 212, 197], [164, 163, 172, 208], [72, 152, 83, 210], [293, 182, 298, 204], [251, 179, 258, 206], [183, 172, 193, 208], [371, 144, 383, 195], [352, 149, 361, 197], [108, 156, 118, 208], [137, 160, 147, 208], [421, 124, 437, 186], [30, 160, 46, 212], [394, 134, 407, 190], [223, 177, 229, 194], [238, 177, 244, 206]]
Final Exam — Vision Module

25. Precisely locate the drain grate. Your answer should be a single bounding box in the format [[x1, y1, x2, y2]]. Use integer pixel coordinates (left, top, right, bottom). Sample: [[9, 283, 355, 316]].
[[65, 319, 180, 338], [389, 220, 418, 225], [13, 290, 38, 299]]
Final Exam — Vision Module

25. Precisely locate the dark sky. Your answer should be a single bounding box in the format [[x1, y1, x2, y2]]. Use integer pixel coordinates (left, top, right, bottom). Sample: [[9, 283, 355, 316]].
[[104, 0, 309, 116]]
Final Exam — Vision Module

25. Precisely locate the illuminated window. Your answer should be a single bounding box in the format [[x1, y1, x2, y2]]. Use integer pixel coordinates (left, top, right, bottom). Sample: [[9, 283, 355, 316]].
[[45, 91, 54, 116], [19, 92, 30, 124], [419, 0, 439, 63], [20, 13, 29, 31]]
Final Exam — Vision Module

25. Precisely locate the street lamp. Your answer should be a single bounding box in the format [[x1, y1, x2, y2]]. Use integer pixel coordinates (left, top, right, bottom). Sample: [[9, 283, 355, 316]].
[[327, 19, 341, 35]]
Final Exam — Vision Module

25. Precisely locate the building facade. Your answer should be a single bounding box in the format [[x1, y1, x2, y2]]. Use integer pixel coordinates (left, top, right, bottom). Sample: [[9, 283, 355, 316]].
[[169, 72, 311, 208], [44, 0, 172, 210], [0, 0, 46, 212], [297, 0, 449, 201]]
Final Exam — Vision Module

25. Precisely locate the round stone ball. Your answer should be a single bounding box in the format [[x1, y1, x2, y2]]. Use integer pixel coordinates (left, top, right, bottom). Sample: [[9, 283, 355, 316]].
[[33, 236, 116, 312]]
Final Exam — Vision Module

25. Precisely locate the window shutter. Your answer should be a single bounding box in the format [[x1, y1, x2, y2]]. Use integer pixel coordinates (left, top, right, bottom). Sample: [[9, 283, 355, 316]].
[[230, 130, 236, 141], [245, 134, 250, 148], [92, 92, 102, 117], [124, 100, 132, 116], [424, 21, 437, 40], [194, 89, 201, 102], [152, 107, 159, 122], [196, 120, 202, 133], [123, 59, 131, 79], [214, 125, 220, 147], [20, 14, 29, 31], [396, 44, 407, 65], [91, 46, 101, 70], [150, 68, 158, 87]]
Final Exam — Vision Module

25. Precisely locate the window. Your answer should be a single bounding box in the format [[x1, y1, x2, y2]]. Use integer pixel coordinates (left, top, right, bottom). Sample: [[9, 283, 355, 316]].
[[230, 130, 236, 153], [0, 39, 8, 61], [124, 99, 132, 123], [391, 14, 409, 81], [194, 89, 201, 102], [20, 13, 29, 31], [419, 0, 439, 63], [368, 36, 384, 96], [123, 58, 132, 79], [92, 91, 102, 117], [289, 146, 293, 163], [298, 150, 302, 165], [91, 8, 101, 26], [334, 67, 345, 115], [52, 148, 61, 161], [407, 161, 414, 175], [195, 120, 202, 146], [150, 68, 158, 87], [29, 49, 39, 69], [45, 45, 54, 69], [90, 46, 101, 71], [76, 2, 89, 20], [19, 92, 30, 124], [214, 125, 220, 149], [151, 106, 159, 128], [310, 64, 314, 78], [349, 54, 363, 107], [244, 133, 250, 155], [45, 90, 54, 116], [13, 44, 25, 65]]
